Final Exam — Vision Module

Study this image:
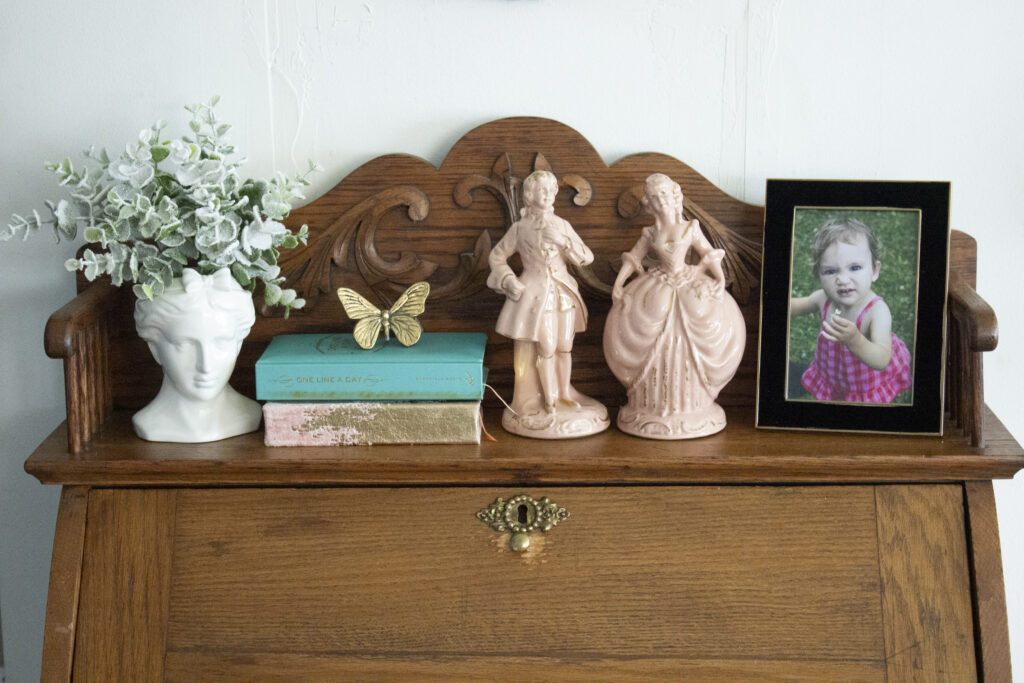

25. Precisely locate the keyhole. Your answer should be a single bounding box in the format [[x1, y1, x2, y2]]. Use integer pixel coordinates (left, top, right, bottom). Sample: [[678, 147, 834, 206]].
[[517, 504, 529, 524]]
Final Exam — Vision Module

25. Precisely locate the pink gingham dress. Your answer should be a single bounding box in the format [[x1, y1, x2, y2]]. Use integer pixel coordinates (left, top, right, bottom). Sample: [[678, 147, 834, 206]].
[[801, 296, 912, 403]]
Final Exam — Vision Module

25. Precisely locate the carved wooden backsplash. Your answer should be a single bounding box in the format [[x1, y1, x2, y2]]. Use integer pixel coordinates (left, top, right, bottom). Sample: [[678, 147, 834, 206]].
[[108, 117, 768, 409]]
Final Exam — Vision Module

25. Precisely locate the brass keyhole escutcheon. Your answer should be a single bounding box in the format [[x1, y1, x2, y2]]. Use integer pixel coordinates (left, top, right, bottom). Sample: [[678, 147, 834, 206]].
[[476, 494, 569, 552]]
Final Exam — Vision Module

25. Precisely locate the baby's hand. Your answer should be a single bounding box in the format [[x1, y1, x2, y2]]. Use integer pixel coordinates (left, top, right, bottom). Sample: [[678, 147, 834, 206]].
[[821, 313, 859, 346]]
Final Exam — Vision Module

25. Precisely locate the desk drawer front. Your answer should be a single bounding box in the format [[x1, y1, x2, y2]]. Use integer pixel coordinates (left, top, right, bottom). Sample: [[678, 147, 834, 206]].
[[72, 485, 976, 681]]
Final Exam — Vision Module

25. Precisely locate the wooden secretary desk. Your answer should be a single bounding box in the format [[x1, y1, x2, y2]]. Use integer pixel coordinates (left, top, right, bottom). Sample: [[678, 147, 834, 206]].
[[27, 118, 1024, 681]]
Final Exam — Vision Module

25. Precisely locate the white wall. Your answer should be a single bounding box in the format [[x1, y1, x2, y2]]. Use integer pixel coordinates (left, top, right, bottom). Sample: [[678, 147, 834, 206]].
[[1, 1, 1020, 678]]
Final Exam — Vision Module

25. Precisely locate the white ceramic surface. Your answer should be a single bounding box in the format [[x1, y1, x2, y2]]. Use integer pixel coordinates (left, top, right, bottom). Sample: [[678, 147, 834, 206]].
[[604, 174, 745, 439], [487, 170, 609, 439], [132, 268, 261, 443]]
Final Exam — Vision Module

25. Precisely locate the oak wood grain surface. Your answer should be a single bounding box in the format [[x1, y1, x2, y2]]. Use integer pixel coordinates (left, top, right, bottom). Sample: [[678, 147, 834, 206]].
[[24, 405, 1024, 486], [40, 486, 88, 683], [73, 489, 176, 681], [949, 272, 998, 353], [964, 481, 1013, 682], [162, 653, 885, 682], [47, 484, 977, 679], [165, 487, 885, 670], [875, 485, 977, 681]]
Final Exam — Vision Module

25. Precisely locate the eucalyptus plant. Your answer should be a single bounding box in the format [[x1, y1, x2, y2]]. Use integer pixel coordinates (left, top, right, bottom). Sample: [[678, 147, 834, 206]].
[[3, 97, 318, 315]]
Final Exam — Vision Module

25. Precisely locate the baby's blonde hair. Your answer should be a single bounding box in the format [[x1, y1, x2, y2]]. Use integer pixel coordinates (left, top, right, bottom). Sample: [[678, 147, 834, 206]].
[[812, 217, 881, 277]]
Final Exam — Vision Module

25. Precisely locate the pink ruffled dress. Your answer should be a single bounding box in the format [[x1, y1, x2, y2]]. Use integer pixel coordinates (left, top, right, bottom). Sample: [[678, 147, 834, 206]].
[[801, 296, 912, 403]]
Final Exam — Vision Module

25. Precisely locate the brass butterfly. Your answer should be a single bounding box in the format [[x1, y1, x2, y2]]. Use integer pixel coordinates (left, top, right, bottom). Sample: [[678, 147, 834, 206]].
[[336, 282, 430, 349]]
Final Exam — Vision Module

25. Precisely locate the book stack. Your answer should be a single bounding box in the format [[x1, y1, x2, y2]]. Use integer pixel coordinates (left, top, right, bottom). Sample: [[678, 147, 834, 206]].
[[256, 332, 487, 446]]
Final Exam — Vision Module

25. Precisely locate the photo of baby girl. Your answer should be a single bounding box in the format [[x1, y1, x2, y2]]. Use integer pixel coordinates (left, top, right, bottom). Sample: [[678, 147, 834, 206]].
[[787, 210, 919, 405]]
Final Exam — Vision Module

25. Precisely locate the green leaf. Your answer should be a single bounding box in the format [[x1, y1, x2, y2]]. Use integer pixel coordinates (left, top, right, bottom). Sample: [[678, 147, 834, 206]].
[[64, 258, 82, 272], [231, 262, 252, 286], [165, 249, 189, 265], [83, 226, 105, 243], [112, 220, 131, 241], [150, 146, 170, 163], [110, 264, 124, 287], [263, 282, 282, 306], [156, 222, 180, 241], [155, 174, 176, 194]]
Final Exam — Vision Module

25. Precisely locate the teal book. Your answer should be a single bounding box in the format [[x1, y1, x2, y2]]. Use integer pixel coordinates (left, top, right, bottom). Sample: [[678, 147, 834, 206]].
[[255, 332, 487, 401]]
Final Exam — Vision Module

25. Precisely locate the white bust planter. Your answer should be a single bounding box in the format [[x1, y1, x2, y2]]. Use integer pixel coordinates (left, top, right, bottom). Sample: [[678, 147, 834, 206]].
[[132, 268, 262, 443]]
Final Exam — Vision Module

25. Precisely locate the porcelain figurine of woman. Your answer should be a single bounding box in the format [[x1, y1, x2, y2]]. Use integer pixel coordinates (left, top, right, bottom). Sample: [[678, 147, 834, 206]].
[[487, 170, 609, 439], [603, 173, 745, 439], [133, 268, 262, 442]]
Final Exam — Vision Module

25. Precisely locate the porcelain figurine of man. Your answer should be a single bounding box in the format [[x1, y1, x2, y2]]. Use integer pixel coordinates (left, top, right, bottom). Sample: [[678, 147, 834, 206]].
[[487, 170, 609, 438]]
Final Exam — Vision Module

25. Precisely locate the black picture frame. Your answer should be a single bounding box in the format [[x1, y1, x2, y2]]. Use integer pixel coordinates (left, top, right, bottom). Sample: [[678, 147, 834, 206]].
[[755, 179, 950, 435]]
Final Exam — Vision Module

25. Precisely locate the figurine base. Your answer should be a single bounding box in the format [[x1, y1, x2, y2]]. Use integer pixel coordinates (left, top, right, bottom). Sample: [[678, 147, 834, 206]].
[[502, 395, 610, 440], [616, 402, 727, 440]]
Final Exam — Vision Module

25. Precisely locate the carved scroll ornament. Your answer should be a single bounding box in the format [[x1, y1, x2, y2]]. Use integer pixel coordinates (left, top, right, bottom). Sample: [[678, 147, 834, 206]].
[[278, 186, 491, 309], [276, 147, 758, 313]]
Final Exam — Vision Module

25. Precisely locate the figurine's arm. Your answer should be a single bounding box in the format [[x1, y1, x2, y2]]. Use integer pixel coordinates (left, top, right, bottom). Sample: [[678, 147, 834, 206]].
[[487, 223, 526, 301], [612, 233, 650, 301], [691, 223, 726, 287], [690, 220, 716, 256]]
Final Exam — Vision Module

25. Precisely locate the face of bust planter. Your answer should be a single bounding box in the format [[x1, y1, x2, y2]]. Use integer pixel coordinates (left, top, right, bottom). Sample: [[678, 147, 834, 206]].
[[152, 311, 244, 402]]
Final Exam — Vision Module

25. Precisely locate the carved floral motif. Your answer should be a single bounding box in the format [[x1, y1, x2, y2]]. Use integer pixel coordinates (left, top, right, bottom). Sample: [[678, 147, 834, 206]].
[[454, 152, 592, 225], [277, 186, 491, 309], [275, 150, 758, 314]]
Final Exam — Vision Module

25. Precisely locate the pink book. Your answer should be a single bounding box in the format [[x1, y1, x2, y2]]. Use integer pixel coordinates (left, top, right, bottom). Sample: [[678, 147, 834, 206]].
[[263, 401, 481, 446]]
